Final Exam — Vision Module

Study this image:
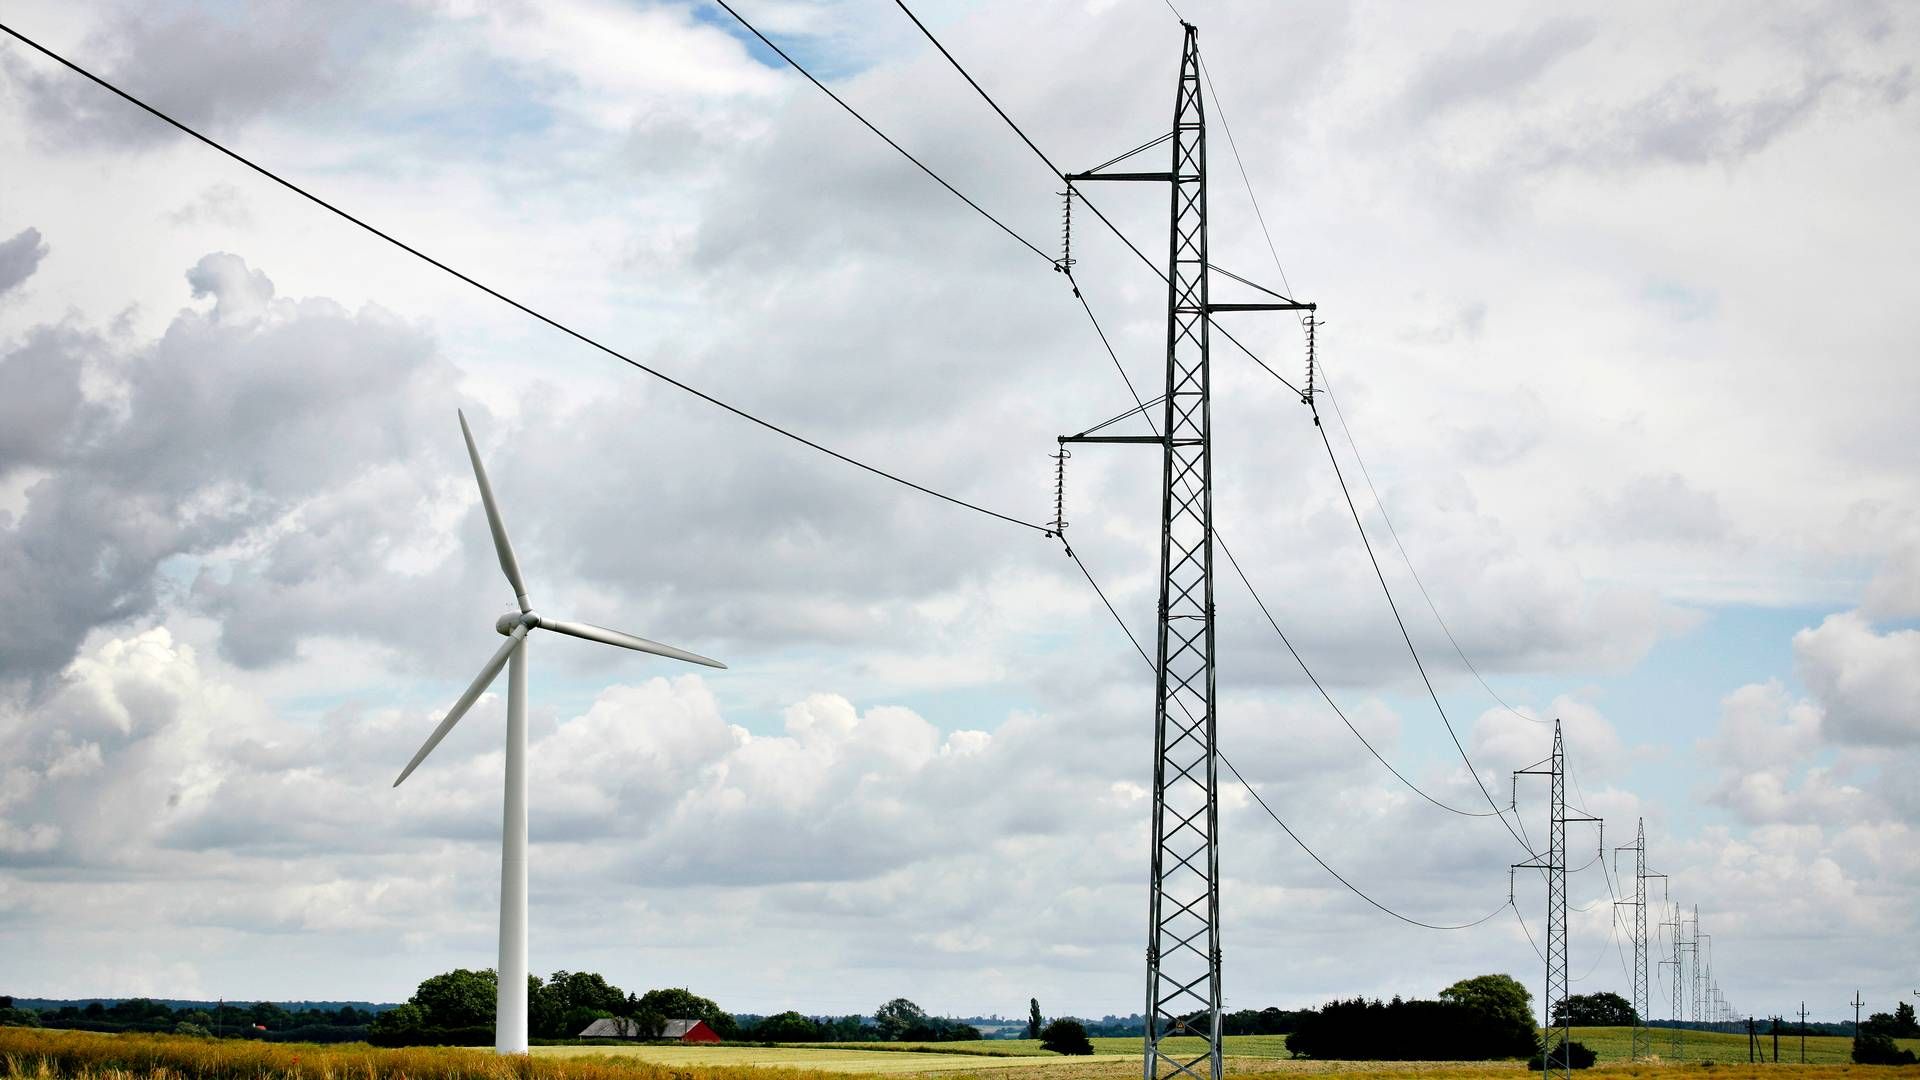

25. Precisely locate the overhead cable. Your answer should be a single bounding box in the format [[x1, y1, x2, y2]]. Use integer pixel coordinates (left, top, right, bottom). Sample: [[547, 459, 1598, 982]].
[[1312, 409, 1540, 856], [1066, 285, 1500, 818], [0, 21, 1050, 538], [886, 1, 1307, 397], [1064, 541, 1512, 931], [1316, 362, 1550, 725]]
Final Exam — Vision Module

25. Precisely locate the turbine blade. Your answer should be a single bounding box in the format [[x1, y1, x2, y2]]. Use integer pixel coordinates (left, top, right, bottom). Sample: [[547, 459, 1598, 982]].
[[459, 409, 530, 613], [535, 616, 726, 669], [393, 626, 526, 787]]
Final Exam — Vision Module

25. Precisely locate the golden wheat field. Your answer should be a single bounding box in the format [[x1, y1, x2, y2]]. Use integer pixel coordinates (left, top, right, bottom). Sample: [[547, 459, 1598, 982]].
[[5, 1029, 1919, 1080]]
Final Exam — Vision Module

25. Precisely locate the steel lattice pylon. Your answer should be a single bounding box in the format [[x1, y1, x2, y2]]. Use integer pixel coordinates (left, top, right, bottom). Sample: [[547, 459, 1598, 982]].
[[1059, 24, 1311, 1080], [1142, 24, 1221, 1080], [1515, 721, 1598, 1080], [1615, 818, 1664, 1062], [1668, 902, 1690, 1058]]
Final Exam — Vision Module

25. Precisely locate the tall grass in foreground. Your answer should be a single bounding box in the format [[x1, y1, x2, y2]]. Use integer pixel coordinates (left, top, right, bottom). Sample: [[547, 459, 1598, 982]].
[[0, 1029, 838, 1080]]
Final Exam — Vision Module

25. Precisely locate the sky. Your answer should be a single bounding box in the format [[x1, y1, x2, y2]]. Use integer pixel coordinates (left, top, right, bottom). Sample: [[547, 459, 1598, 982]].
[[2, 0, 1918, 1025]]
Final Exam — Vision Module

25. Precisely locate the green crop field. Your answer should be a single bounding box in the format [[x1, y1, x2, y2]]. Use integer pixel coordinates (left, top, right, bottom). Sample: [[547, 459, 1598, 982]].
[[1562, 1026, 1920, 1066]]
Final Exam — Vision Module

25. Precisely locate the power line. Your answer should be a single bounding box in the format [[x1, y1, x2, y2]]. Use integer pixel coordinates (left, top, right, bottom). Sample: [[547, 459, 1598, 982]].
[[0, 20, 1051, 538], [710, 1, 1053, 263], [885, 0, 1308, 400], [1196, 57, 1293, 300], [1316, 362, 1549, 725], [891, 0, 1062, 179], [1066, 281, 1499, 819], [1064, 540, 1511, 932], [1313, 409, 1538, 856]]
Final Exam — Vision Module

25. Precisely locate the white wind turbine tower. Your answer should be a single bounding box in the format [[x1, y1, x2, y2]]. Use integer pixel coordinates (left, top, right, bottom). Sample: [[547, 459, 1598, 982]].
[[394, 410, 725, 1054]]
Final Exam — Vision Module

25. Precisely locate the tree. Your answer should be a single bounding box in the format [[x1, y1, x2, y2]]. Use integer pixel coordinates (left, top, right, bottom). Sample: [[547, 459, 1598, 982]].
[[1853, 1030, 1919, 1066], [1040, 1018, 1094, 1056], [532, 970, 632, 1039], [1028, 999, 1043, 1041], [1440, 975, 1534, 1029], [1893, 1002, 1920, 1038], [411, 969, 498, 1029], [875, 999, 930, 1042], [369, 1003, 425, 1038], [173, 1021, 211, 1037], [1552, 992, 1636, 1027], [636, 987, 734, 1039], [752, 1011, 822, 1042]]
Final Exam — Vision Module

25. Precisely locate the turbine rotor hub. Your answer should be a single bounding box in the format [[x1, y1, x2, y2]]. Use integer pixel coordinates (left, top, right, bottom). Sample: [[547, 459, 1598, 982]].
[[495, 611, 539, 636]]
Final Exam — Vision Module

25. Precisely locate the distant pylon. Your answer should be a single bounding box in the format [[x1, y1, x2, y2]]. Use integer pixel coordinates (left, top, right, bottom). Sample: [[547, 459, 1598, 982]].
[[1662, 901, 1687, 1060], [1615, 818, 1665, 1062], [1515, 720, 1601, 1080]]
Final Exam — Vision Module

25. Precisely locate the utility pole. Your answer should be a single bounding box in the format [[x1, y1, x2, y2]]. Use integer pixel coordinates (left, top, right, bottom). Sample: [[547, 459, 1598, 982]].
[[1799, 1002, 1808, 1064], [1515, 720, 1602, 1080], [1746, 1017, 1757, 1063], [1772, 1015, 1780, 1063], [1614, 818, 1665, 1062], [1059, 22, 1311, 1080], [1851, 991, 1865, 1034]]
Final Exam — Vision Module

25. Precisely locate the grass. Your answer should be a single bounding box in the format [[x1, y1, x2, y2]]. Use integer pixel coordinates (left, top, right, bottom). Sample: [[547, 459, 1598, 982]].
[[6, 1027, 1918, 1080], [1561, 1027, 1920, 1066]]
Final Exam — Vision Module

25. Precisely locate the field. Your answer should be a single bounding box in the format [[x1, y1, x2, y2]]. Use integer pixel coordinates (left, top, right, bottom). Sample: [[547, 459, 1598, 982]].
[[5, 1027, 1919, 1080], [1562, 1028, 1920, 1067]]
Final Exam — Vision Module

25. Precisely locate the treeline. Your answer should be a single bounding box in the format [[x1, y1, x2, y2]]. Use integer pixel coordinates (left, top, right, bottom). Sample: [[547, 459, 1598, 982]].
[[1285, 975, 1541, 1062], [369, 970, 737, 1046], [0, 996, 379, 1042], [368, 974, 985, 1047], [737, 1000, 978, 1043]]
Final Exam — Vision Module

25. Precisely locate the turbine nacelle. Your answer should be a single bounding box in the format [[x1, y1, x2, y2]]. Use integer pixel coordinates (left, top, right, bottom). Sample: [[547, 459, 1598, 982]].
[[495, 611, 538, 636]]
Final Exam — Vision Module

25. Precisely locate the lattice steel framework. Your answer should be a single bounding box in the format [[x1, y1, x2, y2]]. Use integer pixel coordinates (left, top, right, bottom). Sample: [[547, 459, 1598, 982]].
[[1141, 24, 1221, 1080], [1615, 818, 1665, 1062], [1516, 721, 1599, 1080], [1058, 25, 1312, 1080], [1663, 902, 1686, 1059], [1693, 910, 1706, 1026]]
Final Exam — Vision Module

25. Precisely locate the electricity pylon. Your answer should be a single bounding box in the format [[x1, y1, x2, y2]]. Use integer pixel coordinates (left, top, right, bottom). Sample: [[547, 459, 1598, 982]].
[[1694, 913, 1708, 1025], [1059, 22, 1311, 1080], [1614, 818, 1665, 1061], [1662, 901, 1688, 1059], [1515, 720, 1602, 1080]]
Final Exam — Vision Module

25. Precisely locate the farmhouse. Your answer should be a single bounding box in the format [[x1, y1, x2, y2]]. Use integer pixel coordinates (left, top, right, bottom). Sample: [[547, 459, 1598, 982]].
[[576, 1017, 722, 1042]]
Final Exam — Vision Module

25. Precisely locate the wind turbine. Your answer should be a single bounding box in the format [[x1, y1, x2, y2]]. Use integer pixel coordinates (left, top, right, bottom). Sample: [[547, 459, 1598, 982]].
[[394, 410, 725, 1054]]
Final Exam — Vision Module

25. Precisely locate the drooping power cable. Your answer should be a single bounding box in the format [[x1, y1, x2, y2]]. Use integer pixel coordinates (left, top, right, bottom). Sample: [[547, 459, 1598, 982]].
[[0, 20, 1051, 538]]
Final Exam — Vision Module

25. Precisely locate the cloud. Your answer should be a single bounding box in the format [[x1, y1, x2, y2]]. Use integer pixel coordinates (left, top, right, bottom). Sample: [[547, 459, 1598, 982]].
[[0, 226, 49, 297], [0, 248, 461, 682], [0, 5, 402, 151], [1586, 473, 1731, 545], [1794, 611, 1920, 746]]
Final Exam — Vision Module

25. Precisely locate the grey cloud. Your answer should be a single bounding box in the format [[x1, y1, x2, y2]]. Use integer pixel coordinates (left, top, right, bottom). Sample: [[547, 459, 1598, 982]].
[[168, 184, 252, 228], [0, 251, 462, 681], [1400, 18, 1596, 119], [1586, 472, 1731, 546], [0, 226, 49, 296], [0, 5, 386, 151]]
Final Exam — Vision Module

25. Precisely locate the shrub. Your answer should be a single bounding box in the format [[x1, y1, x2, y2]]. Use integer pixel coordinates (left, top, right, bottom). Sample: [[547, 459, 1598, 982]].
[[1040, 1019, 1094, 1056], [1853, 1031, 1920, 1065], [1528, 1039, 1597, 1070]]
